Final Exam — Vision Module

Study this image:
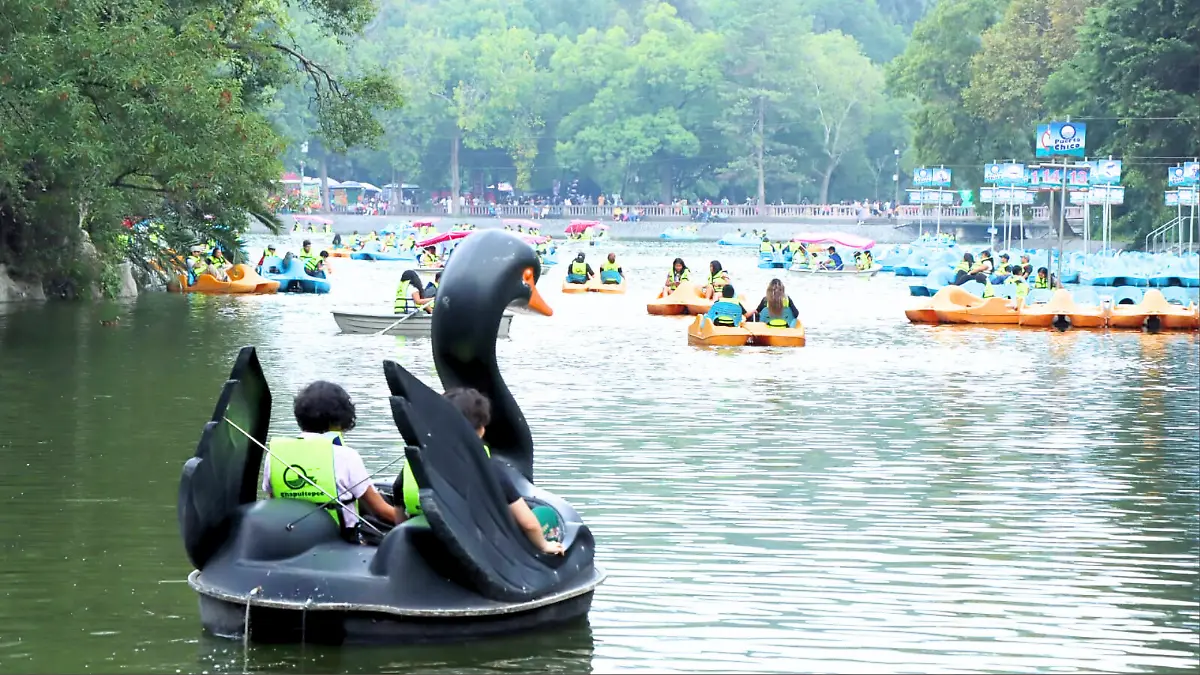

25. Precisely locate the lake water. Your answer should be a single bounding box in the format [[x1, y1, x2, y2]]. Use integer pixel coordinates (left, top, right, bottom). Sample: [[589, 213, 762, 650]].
[[0, 238, 1197, 674]]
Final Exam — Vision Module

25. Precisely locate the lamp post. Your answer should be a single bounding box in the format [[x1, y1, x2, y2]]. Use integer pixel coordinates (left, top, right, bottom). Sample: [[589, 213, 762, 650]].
[[893, 148, 901, 207]]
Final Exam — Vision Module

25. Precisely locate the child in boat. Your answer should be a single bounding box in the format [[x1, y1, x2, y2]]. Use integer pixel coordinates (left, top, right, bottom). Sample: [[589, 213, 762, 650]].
[[706, 284, 748, 326], [663, 258, 690, 294], [1005, 266, 1030, 307], [262, 381, 400, 543], [443, 388, 565, 555]]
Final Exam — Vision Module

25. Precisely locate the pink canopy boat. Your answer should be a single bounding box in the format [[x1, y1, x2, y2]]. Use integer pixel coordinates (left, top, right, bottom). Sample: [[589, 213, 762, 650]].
[[790, 232, 876, 250]]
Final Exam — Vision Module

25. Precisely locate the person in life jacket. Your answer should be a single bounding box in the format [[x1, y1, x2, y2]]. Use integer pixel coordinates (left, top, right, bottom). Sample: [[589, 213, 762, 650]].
[[993, 254, 1012, 281], [663, 257, 690, 294], [257, 244, 276, 269], [566, 253, 594, 284], [394, 269, 431, 314], [822, 246, 844, 270], [1005, 266, 1030, 305], [418, 246, 440, 267], [954, 252, 986, 285], [299, 239, 318, 268], [1033, 267, 1052, 289], [393, 388, 564, 555], [331, 232, 343, 248], [702, 260, 731, 299], [599, 253, 623, 284], [305, 250, 329, 278], [1019, 254, 1033, 278], [859, 250, 875, 270], [705, 284, 747, 327], [752, 278, 798, 328], [262, 381, 400, 543], [759, 236, 775, 254]]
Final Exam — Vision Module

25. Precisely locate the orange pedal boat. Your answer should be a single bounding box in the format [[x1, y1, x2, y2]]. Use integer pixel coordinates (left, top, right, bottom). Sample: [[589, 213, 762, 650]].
[[1018, 289, 1104, 330], [686, 315, 806, 347], [561, 279, 589, 294], [905, 298, 938, 324], [226, 264, 280, 294], [1108, 289, 1200, 332], [647, 281, 713, 315], [931, 285, 1020, 325]]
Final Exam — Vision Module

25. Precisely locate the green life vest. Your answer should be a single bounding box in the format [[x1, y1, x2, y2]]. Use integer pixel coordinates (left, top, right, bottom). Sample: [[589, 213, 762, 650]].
[[764, 297, 792, 327], [1006, 277, 1029, 301], [402, 443, 492, 516], [1033, 277, 1049, 289], [395, 279, 417, 313], [759, 241, 774, 253], [600, 260, 619, 272], [570, 261, 588, 276], [710, 271, 728, 293], [267, 436, 353, 525], [954, 261, 970, 273], [982, 280, 995, 298], [667, 268, 689, 289], [304, 256, 320, 273], [419, 251, 438, 266]]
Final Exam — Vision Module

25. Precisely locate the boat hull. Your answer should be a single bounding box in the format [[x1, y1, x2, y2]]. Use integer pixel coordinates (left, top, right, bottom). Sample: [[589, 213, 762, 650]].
[[788, 265, 881, 278], [191, 569, 600, 645], [647, 281, 711, 315], [686, 316, 805, 347], [332, 311, 514, 337]]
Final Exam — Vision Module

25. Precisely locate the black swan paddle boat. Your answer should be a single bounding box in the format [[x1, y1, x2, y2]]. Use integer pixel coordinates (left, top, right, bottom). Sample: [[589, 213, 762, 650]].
[[178, 230, 604, 644]]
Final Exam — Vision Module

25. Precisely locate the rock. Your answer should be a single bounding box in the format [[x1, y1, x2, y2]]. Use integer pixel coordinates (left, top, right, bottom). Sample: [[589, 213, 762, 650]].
[[0, 264, 47, 302], [114, 262, 139, 298]]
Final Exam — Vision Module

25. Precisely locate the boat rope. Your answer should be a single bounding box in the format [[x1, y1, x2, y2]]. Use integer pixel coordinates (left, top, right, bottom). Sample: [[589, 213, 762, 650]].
[[223, 417, 386, 537]]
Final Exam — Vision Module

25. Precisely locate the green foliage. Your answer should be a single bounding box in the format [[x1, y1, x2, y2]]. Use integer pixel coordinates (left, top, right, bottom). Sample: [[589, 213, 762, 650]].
[[891, 0, 1197, 239], [0, 0, 398, 287], [264, 0, 930, 206]]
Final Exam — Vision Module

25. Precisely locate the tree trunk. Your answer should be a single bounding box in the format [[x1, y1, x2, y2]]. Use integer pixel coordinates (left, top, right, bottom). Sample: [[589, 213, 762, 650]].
[[449, 133, 461, 216], [756, 96, 766, 210], [319, 159, 330, 213], [660, 163, 673, 204], [818, 159, 836, 205]]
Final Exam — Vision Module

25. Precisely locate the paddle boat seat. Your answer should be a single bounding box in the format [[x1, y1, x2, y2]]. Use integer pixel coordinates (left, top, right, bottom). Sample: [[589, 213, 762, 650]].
[[1158, 287, 1192, 306], [705, 301, 745, 327], [1025, 289, 1054, 305], [1072, 287, 1101, 306], [1109, 286, 1144, 306], [599, 270, 623, 284], [959, 280, 985, 297], [992, 285, 1015, 300]]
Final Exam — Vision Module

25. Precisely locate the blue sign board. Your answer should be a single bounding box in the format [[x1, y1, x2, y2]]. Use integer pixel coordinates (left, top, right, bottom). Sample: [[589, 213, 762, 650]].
[[1088, 159, 1121, 185], [1168, 163, 1199, 187], [913, 167, 952, 187], [983, 162, 1028, 186], [1035, 121, 1087, 157]]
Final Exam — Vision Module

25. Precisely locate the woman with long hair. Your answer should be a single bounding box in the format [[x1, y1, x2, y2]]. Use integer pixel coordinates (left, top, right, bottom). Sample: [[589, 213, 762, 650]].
[[701, 260, 731, 300], [663, 257, 690, 294], [752, 278, 798, 328], [394, 269, 429, 314]]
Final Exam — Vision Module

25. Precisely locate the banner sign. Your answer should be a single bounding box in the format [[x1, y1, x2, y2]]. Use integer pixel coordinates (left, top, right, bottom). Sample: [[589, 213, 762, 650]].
[[913, 167, 952, 187], [983, 162, 1028, 186], [1168, 163, 1200, 187], [1066, 166, 1091, 188], [1069, 191, 1089, 206], [982, 187, 1035, 205], [1030, 166, 1064, 189], [1088, 159, 1121, 185], [1166, 191, 1179, 207], [1088, 185, 1125, 205], [1035, 121, 1087, 157], [1175, 187, 1199, 205], [907, 189, 955, 205]]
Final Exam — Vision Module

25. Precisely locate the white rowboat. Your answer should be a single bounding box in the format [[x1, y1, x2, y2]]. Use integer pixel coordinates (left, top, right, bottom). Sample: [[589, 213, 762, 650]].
[[332, 311, 514, 337]]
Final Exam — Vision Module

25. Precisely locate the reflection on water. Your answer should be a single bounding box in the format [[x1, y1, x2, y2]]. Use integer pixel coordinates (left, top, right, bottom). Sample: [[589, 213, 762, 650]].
[[0, 239, 1197, 674]]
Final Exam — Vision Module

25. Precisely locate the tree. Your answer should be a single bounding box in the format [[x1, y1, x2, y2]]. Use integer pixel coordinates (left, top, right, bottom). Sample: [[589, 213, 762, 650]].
[[1047, 0, 1200, 242], [887, 0, 1014, 183], [0, 0, 398, 292], [797, 32, 886, 203]]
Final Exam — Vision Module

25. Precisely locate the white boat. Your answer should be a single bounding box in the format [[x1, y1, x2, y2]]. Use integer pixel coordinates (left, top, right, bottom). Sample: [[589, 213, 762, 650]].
[[414, 266, 444, 274], [788, 263, 882, 278], [332, 311, 514, 337]]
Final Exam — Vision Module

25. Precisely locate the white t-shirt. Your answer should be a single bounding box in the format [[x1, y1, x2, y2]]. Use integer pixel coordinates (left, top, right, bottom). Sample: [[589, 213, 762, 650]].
[[261, 431, 372, 529]]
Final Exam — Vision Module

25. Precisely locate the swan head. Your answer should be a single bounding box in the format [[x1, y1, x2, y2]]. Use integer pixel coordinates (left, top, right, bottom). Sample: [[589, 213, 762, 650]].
[[431, 229, 552, 480]]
